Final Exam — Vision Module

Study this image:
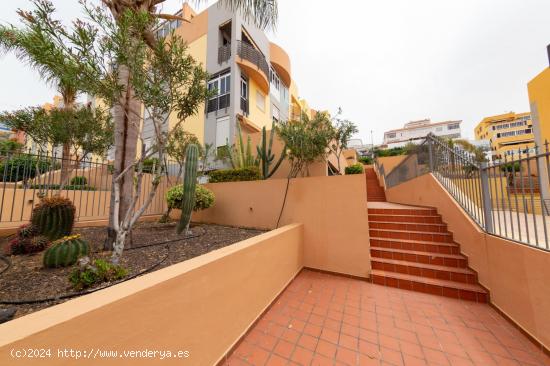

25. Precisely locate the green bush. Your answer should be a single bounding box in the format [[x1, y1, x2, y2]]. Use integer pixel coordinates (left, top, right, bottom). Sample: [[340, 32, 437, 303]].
[[209, 167, 260, 183], [166, 184, 215, 211], [500, 162, 520, 172], [345, 163, 364, 175], [70, 176, 87, 185], [26, 184, 96, 191], [0, 154, 57, 182], [358, 156, 373, 165], [139, 158, 163, 173], [69, 259, 128, 290]]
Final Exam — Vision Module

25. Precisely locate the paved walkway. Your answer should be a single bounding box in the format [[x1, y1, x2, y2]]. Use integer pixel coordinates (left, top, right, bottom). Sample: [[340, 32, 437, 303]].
[[224, 270, 548, 366]]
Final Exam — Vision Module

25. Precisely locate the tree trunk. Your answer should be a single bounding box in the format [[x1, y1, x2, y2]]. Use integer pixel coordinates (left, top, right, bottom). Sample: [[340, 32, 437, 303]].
[[59, 142, 72, 188], [105, 64, 140, 250]]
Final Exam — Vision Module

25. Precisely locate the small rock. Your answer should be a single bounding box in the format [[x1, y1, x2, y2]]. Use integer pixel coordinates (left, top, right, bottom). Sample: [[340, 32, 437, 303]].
[[0, 308, 16, 324]]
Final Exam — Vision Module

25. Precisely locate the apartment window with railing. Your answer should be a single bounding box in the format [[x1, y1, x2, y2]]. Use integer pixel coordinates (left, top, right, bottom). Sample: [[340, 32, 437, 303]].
[[240, 76, 248, 115], [447, 123, 460, 130], [207, 72, 231, 113], [269, 67, 280, 100]]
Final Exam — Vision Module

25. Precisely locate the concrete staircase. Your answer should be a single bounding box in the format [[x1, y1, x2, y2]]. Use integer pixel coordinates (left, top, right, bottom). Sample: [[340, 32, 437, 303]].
[[365, 166, 386, 202], [368, 206, 488, 302]]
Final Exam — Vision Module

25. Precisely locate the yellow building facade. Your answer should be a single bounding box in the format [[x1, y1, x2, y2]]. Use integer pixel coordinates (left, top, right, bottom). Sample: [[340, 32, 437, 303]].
[[528, 67, 550, 150], [474, 112, 535, 160]]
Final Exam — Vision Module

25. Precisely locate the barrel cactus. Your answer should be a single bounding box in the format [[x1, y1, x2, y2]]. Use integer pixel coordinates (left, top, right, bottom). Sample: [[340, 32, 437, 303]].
[[17, 223, 38, 239], [176, 144, 199, 234], [29, 235, 50, 253], [31, 196, 76, 240], [43, 234, 89, 268]]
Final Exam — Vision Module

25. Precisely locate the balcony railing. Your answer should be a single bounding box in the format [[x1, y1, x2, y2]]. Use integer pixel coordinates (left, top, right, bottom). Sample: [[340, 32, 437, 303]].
[[218, 43, 231, 64], [207, 93, 230, 113], [240, 97, 249, 115], [236, 41, 269, 79]]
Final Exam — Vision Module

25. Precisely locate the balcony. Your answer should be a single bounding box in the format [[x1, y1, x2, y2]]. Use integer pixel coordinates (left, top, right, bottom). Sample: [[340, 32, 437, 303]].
[[236, 40, 270, 93], [269, 42, 291, 87], [218, 43, 231, 64]]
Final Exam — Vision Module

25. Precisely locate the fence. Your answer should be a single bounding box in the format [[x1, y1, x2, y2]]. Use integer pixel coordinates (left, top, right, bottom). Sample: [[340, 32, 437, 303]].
[[0, 150, 183, 230], [382, 134, 550, 250]]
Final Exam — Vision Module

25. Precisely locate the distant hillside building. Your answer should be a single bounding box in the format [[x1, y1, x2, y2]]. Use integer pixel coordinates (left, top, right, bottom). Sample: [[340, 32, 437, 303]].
[[382, 119, 462, 148]]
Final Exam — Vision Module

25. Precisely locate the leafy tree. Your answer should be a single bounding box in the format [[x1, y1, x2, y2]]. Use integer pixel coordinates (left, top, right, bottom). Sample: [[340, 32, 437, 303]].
[[0, 139, 24, 155], [453, 139, 487, 163], [276, 112, 334, 178], [328, 108, 358, 174]]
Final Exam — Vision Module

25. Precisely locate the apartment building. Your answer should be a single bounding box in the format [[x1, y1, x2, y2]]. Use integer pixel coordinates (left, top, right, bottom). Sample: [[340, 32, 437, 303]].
[[142, 2, 314, 164], [382, 119, 462, 148], [528, 45, 550, 149], [474, 112, 534, 161]]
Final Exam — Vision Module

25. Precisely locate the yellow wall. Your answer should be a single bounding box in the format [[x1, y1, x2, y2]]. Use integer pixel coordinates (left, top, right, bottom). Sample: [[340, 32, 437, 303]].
[[247, 78, 270, 130], [0, 224, 304, 366], [528, 68, 550, 147], [386, 173, 550, 350], [168, 34, 208, 144]]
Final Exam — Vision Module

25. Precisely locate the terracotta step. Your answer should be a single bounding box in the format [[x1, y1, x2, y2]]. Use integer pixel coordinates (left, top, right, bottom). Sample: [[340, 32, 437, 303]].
[[370, 237, 460, 255], [368, 214, 443, 224], [371, 258, 478, 284], [369, 221, 448, 233], [368, 208, 438, 216], [370, 247, 467, 267], [370, 270, 488, 302], [369, 228, 453, 243]]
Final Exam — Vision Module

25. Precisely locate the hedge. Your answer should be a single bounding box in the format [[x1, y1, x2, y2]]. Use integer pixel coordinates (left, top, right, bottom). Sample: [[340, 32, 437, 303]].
[[208, 167, 261, 183]]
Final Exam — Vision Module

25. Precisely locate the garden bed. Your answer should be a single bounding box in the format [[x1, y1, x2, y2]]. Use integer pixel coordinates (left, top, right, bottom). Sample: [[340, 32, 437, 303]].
[[0, 222, 264, 319]]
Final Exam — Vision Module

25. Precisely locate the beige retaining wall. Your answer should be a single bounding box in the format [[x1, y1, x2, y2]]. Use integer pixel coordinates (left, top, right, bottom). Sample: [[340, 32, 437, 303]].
[[386, 173, 550, 350], [186, 174, 371, 278], [0, 224, 304, 366]]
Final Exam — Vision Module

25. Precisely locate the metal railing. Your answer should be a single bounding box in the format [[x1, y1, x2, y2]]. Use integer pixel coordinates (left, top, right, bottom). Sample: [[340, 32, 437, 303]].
[[236, 41, 269, 79], [382, 134, 550, 250], [218, 43, 231, 64], [0, 150, 182, 227]]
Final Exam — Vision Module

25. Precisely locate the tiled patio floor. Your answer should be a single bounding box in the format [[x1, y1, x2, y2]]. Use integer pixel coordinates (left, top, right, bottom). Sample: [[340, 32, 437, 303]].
[[224, 269, 549, 366]]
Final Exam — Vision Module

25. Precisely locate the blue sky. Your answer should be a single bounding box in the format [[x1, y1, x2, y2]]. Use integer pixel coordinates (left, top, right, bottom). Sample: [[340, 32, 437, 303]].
[[0, 0, 549, 144]]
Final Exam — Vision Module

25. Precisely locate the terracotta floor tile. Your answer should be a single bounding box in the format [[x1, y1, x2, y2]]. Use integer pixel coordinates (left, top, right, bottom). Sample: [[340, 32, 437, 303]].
[[231, 271, 549, 366]]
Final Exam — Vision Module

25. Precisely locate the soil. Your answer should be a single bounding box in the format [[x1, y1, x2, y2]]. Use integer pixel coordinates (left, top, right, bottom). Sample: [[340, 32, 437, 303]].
[[0, 222, 265, 319]]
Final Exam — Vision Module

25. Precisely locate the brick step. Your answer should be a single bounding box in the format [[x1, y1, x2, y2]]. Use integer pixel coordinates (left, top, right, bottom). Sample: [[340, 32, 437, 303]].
[[368, 214, 443, 224], [370, 246, 467, 267], [371, 258, 478, 284], [370, 270, 488, 302], [369, 228, 453, 243], [370, 237, 460, 255], [368, 208, 438, 216], [369, 221, 448, 233]]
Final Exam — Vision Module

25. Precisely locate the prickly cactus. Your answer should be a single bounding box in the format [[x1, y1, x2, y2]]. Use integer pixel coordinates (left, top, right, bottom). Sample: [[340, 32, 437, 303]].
[[43, 234, 89, 268], [29, 235, 50, 252], [176, 144, 199, 234], [31, 196, 76, 240], [17, 223, 38, 239], [256, 121, 286, 179]]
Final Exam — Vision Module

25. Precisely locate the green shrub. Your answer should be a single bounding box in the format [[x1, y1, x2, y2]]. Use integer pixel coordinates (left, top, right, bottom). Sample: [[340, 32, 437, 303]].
[[345, 163, 364, 175], [0, 154, 57, 182], [26, 184, 97, 191], [139, 158, 162, 173], [209, 167, 260, 183], [500, 162, 520, 172], [31, 196, 76, 240], [358, 156, 373, 165], [166, 184, 215, 211], [69, 259, 128, 290], [70, 176, 87, 185]]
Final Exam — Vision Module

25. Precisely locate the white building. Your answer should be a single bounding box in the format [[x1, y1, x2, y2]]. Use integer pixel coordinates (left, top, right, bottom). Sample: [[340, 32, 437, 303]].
[[382, 119, 462, 148]]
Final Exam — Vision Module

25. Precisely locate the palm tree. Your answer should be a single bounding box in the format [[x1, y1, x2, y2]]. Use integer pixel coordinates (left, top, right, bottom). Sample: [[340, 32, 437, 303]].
[[0, 16, 82, 185], [100, 0, 278, 247]]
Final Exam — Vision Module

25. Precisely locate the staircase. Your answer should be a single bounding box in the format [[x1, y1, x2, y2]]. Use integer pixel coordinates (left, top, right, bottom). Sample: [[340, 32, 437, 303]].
[[368, 206, 489, 302], [365, 166, 386, 202]]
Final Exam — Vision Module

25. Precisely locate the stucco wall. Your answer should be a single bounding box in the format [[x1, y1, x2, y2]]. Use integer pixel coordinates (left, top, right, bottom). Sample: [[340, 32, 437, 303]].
[[385, 173, 550, 349], [0, 224, 304, 366], [189, 174, 371, 278]]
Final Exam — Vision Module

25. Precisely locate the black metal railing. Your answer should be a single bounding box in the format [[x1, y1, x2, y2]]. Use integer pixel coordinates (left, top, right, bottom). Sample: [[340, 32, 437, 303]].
[[218, 43, 231, 64], [240, 97, 249, 115], [207, 93, 230, 113], [381, 134, 550, 250], [236, 41, 269, 79]]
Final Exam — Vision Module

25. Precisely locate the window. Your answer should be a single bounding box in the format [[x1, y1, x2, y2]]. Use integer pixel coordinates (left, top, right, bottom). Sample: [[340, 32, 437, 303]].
[[272, 106, 280, 123], [447, 123, 460, 130], [215, 116, 230, 148], [207, 72, 231, 112], [386, 133, 396, 139], [240, 76, 248, 114], [436, 127, 443, 132], [256, 90, 265, 111], [269, 66, 280, 100]]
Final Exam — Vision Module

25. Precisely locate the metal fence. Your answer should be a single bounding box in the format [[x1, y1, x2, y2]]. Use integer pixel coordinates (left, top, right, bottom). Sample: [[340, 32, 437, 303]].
[[382, 134, 550, 250], [0, 150, 182, 228]]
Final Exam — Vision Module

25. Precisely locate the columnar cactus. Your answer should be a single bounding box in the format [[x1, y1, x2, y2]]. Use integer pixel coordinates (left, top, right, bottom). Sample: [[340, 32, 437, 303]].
[[43, 234, 89, 268], [256, 121, 286, 179], [176, 144, 199, 234], [31, 196, 76, 240]]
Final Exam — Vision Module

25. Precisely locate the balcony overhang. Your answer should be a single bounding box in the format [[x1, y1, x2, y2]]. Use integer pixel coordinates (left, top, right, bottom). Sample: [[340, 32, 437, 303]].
[[236, 56, 269, 94], [237, 113, 261, 133], [269, 42, 291, 87]]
